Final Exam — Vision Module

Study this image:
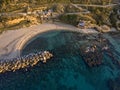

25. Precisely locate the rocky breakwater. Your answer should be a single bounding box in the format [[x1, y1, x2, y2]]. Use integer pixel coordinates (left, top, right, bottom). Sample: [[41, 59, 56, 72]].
[[0, 51, 53, 73]]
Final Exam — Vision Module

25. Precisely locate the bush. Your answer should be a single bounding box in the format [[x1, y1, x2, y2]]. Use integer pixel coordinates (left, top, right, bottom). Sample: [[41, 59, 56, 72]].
[[53, 4, 65, 14], [59, 14, 96, 26], [89, 7, 112, 25], [59, 14, 79, 25], [110, 5, 120, 28]]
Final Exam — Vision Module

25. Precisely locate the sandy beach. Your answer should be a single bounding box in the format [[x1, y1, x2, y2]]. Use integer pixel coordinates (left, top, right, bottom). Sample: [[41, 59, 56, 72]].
[[1, 22, 120, 61], [0, 22, 99, 60]]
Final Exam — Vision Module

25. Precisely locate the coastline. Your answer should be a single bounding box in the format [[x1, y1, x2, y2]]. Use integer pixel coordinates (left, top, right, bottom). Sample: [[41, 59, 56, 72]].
[[0, 22, 119, 62], [0, 22, 98, 60], [0, 22, 120, 74]]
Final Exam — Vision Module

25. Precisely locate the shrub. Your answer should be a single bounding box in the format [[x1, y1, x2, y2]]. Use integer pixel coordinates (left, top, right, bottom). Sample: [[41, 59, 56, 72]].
[[59, 14, 96, 26]]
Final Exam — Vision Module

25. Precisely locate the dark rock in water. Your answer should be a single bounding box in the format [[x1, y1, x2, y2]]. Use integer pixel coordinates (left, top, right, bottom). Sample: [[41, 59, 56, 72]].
[[80, 45, 103, 67], [79, 36, 111, 67], [108, 76, 120, 90]]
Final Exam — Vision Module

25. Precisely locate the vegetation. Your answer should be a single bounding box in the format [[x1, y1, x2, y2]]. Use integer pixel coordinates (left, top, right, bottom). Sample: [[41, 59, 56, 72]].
[[88, 7, 113, 25], [0, 0, 116, 13], [110, 5, 120, 30], [54, 0, 114, 26], [52, 4, 80, 14], [59, 14, 96, 26], [0, 0, 71, 12], [0, 0, 119, 33], [0, 12, 42, 33], [71, 0, 113, 5]]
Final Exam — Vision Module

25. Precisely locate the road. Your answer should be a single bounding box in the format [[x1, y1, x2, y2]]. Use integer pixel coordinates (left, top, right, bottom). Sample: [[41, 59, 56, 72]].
[[66, 3, 120, 15], [65, 11, 90, 15], [72, 3, 120, 8]]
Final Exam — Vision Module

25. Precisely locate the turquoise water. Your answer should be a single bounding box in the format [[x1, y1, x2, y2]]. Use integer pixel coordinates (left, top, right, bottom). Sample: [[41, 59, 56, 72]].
[[0, 30, 120, 90]]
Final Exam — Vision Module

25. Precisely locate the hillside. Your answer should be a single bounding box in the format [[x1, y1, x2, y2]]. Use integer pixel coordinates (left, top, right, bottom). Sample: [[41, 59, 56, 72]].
[[0, 0, 119, 13], [0, 0, 119, 33]]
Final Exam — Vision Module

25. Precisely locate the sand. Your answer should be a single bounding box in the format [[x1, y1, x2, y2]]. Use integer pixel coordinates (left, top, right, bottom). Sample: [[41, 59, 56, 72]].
[[0, 22, 99, 60]]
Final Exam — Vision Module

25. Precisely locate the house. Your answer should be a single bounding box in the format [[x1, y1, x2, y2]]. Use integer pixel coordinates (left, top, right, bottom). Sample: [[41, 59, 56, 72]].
[[77, 20, 85, 29]]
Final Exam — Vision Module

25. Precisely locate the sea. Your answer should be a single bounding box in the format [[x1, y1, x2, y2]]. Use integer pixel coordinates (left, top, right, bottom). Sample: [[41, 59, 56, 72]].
[[0, 30, 120, 90]]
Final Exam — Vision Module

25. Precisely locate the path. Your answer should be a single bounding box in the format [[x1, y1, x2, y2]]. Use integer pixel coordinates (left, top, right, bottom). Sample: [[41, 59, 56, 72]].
[[65, 11, 90, 15], [72, 3, 120, 8], [66, 3, 120, 15]]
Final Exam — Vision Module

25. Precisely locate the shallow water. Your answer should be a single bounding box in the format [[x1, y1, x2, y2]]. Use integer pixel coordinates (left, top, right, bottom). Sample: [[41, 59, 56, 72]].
[[0, 30, 120, 90]]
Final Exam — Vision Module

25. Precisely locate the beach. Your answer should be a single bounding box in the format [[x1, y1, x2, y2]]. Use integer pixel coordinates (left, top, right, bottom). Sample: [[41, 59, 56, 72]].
[[0, 22, 98, 60], [0, 22, 120, 90], [0, 22, 119, 61]]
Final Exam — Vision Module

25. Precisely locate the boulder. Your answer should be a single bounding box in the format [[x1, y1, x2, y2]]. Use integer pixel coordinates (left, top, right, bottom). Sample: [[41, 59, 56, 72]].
[[116, 21, 120, 31], [101, 25, 111, 32]]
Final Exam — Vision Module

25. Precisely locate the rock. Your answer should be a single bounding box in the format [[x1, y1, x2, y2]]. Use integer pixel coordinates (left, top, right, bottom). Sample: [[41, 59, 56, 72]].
[[108, 77, 120, 90], [101, 25, 111, 32], [116, 21, 120, 30], [0, 51, 53, 73]]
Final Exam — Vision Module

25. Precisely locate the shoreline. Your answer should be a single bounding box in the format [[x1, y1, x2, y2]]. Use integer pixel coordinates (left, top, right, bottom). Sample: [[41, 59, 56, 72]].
[[0, 22, 119, 73], [0, 22, 119, 61], [0, 22, 98, 60]]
